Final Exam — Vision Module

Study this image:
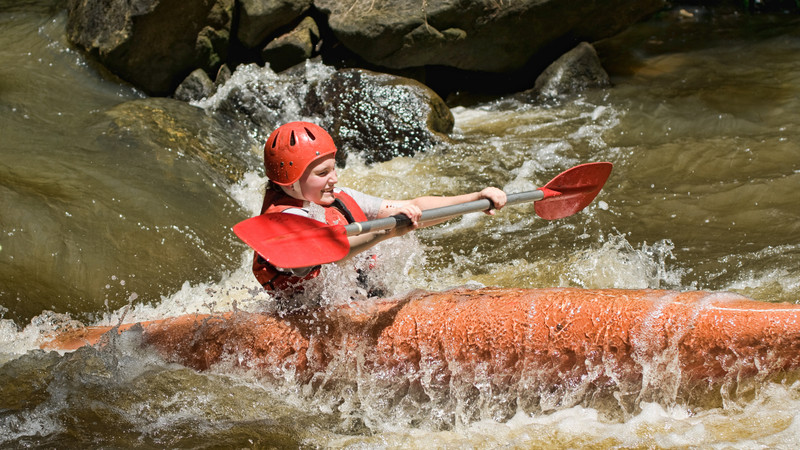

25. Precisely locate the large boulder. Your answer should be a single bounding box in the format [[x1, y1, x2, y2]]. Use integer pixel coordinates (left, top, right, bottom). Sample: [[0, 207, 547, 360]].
[[303, 68, 454, 164], [66, 0, 233, 96], [314, 0, 665, 72]]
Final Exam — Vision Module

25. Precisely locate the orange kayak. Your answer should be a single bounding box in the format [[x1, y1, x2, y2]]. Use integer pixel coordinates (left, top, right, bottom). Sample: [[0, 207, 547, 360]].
[[42, 288, 800, 387]]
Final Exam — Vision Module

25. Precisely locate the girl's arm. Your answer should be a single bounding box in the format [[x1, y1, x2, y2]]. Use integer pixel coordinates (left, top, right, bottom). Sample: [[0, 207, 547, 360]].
[[341, 187, 507, 261], [378, 187, 507, 224]]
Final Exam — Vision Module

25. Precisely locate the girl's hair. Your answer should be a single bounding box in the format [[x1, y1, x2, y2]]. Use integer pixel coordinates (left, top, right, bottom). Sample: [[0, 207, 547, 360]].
[[266, 180, 282, 191]]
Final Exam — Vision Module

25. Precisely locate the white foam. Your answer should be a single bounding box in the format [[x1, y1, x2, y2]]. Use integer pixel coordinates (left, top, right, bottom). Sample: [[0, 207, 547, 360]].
[[561, 233, 685, 289]]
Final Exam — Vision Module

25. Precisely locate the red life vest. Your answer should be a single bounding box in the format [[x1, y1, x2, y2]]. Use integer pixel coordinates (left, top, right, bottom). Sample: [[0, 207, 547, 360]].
[[251, 187, 367, 293]]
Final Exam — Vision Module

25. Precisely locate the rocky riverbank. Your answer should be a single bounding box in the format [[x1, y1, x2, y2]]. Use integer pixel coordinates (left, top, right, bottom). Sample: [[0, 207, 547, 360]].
[[66, 0, 666, 98], [62, 1, 797, 163]]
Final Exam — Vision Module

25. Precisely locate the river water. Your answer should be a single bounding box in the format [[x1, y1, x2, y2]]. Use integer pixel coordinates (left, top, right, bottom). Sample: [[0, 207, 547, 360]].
[[2, 2, 800, 447]]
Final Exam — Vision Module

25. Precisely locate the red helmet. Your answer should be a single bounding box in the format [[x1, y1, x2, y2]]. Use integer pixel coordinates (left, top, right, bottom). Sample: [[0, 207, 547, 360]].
[[263, 121, 337, 186]]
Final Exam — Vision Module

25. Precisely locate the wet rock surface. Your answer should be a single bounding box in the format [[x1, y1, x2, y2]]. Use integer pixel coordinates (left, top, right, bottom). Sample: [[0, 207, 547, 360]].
[[302, 68, 454, 163], [314, 0, 664, 73], [517, 42, 612, 102], [66, 0, 233, 96]]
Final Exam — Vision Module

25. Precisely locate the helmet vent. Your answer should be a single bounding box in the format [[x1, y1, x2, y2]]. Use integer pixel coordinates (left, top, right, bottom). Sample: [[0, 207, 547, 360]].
[[271, 132, 279, 148], [290, 131, 296, 146], [305, 127, 316, 141]]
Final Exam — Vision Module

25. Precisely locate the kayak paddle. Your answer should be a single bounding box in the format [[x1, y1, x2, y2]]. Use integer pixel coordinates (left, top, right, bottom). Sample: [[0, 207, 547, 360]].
[[233, 162, 612, 269]]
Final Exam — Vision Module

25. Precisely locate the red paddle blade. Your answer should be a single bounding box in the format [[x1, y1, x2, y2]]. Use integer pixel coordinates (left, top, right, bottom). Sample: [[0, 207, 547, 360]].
[[534, 162, 613, 220], [232, 213, 349, 269]]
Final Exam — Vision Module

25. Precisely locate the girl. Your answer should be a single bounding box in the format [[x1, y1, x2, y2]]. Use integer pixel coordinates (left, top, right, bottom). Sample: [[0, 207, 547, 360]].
[[252, 121, 507, 294]]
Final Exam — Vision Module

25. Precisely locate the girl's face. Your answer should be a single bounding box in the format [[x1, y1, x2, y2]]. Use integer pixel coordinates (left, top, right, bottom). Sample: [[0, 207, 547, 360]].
[[299, 155, 337, 205]]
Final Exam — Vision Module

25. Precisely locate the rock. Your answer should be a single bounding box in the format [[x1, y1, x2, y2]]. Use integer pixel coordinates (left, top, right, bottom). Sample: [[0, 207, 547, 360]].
[[303, 68, 454, 164], [104, 97, 256, 184], [261, 16, 320, 73], [531, 42, 611, 99], [174, 68, 215, 102], [66, 0, 233, 96], [314, 0, 665, 72], [237, 0, 312, 48]]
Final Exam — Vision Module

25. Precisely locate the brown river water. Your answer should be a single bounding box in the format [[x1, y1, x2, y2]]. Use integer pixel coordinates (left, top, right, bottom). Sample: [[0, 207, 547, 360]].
[[1, 2, 800, 447]]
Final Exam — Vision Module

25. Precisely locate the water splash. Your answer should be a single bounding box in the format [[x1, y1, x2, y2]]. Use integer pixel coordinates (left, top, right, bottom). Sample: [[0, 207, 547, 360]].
[[562, 233, 685, 289], [716, 243, 800, 303], [227, 170, 268, 216], [192, 61, 335, 139]]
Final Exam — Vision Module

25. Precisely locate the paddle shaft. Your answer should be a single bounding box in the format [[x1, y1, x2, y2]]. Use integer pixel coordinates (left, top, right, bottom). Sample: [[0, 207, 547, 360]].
[[344, 190, 546, 236]]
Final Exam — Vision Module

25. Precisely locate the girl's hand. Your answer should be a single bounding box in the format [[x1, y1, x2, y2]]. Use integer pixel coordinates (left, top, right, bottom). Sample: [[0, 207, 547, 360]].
[[480, 187, 507, 215], [378, 203, 422, 237], [394, 204, 422, 235]]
